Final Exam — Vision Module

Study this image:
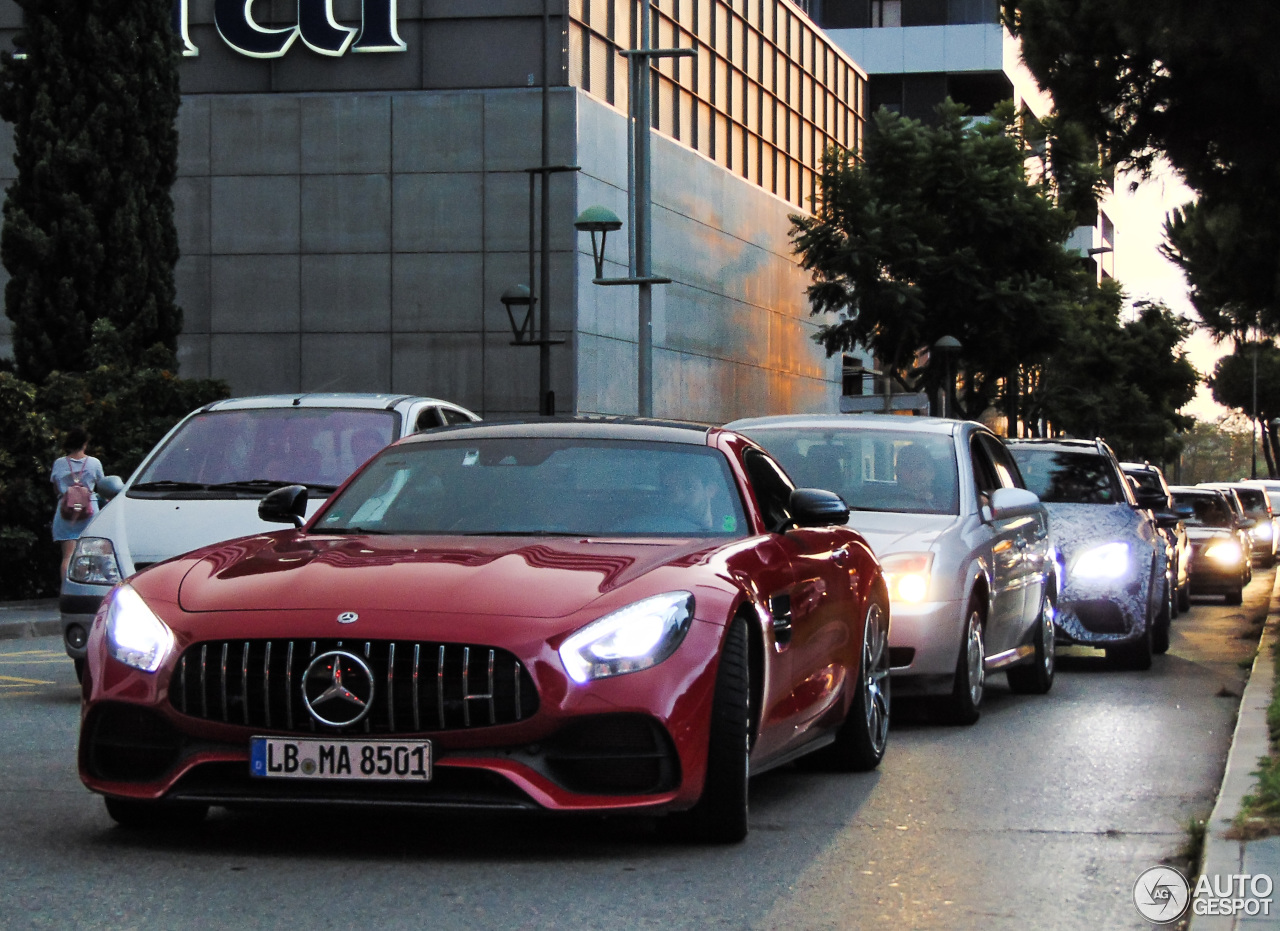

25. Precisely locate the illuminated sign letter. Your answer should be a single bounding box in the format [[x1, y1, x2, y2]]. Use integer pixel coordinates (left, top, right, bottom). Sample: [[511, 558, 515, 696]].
[[171, 0, 198, 57], [353, 0, 407, 53], [215, 0, 300, 58]]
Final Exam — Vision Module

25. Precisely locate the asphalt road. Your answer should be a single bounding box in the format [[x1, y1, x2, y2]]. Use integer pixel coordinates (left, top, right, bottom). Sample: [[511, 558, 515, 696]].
[[0, 573, 1269, 930]]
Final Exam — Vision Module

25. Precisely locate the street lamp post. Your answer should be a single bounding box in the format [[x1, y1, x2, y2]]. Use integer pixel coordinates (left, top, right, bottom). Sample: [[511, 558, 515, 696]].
[[933, 335, 962, 419], [573, 1, 693, 417]]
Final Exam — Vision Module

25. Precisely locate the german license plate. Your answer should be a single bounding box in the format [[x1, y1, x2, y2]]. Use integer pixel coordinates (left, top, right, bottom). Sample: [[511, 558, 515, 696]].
[[250, 737, 432, 781]]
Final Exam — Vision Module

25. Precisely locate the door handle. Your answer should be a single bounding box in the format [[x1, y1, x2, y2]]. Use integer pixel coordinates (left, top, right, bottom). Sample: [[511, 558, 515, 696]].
[[833, 544, 851, 567], [769, 593, 793, 647]]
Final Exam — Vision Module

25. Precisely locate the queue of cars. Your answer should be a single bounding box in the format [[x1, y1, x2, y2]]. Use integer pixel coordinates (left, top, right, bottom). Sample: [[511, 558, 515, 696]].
[[62, 399, 1257, 841]]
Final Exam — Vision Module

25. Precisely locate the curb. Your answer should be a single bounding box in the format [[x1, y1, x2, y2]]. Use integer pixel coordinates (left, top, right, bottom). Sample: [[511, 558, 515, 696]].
[[1190, 579, 1280, 931], [0, 600, 61, 642]]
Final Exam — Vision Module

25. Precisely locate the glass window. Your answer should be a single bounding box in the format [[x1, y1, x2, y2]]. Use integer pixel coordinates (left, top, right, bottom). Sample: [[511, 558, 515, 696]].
[[317, 439, 748, 537], [1172, 492, 1234, 529], [1007, 448, 1122, 505], [741, 428, 959, 516], [871, 0, 901, 27], [976, 433, 1023, 489], [743, 448, 795, 531], [132, 408, 399, 494]]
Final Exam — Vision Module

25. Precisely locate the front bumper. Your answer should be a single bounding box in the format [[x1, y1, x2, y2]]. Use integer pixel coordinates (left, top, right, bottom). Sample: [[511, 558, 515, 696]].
[[884, 597, 965, 695], [59, 585, 108, 660], [1055, 575, 1148, 647], [79, 618, 726, 815]]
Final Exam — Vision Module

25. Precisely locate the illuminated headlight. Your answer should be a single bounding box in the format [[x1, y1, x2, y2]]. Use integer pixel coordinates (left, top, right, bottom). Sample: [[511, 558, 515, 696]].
[[67, 537, 122, 585], [103, 585, 174, 673], [881, 552, 933, 604], [1253, 523, 1273, 542], [1072, 542, 1131, 580], [559, 592, 694, 684], [1204, 540, 1244, 566]]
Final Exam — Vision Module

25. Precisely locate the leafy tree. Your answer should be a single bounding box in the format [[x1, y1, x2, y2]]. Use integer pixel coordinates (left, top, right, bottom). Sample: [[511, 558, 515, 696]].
[[792, 100, 1087, 430], [1177, 416, 1256, 485], [1002, 0, 1280, 338], [0, 0, 183, 383], [1027, 288, 1197, 462], [0, 373, 59, 598], [1208, 342, 1280, 477]]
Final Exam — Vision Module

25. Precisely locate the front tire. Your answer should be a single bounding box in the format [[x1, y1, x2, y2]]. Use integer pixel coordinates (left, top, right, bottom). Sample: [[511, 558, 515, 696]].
[[1226, 586, 1244, 606], [823, 594, 890, 771], [1007, 588, 1055, 695], [104, 797, 208, 830], [672, 617, 750, 844], [1107, 624, 1153, 671], [935, 601, 984, 725]]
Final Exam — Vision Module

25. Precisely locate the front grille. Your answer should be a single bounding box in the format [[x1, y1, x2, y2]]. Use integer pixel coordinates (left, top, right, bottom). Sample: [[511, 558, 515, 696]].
[[169, 639, 539, 735]]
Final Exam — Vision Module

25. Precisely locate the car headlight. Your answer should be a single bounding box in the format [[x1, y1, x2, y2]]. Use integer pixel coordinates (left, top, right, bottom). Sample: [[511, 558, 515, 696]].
[[881, 552, 933, 604], [1253, 523, 1273, 542], [67, 537, 122, 585], [1204, 540, 1244, 566], [1072, 542, 1131, 580], [103, 585, 175, 673], [558, 592, 694, 684]]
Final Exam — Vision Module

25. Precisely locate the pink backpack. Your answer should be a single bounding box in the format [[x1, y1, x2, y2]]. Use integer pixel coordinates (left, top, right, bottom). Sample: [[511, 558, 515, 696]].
[[60, 458, 92, 521]]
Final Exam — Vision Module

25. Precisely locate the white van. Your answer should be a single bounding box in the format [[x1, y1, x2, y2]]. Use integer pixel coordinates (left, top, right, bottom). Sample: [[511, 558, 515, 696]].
[[60, 393, 479, 677]]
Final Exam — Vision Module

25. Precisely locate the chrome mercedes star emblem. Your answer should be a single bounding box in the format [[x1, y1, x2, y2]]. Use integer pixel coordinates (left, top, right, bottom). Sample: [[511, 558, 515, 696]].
[[302, 651, 374, 727], [337, 611, 359, 624]]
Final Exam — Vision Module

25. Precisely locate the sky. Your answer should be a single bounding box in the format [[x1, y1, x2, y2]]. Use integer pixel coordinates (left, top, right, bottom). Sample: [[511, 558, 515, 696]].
[[1105, 165, 1228, 421]]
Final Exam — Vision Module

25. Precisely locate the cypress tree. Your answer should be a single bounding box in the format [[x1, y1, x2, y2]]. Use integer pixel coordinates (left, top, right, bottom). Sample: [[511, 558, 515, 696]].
[[0, 0, 182, 383]]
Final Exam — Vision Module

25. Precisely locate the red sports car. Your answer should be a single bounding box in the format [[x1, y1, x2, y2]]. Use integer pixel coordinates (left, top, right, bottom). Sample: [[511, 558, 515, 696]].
[[79, 420, 889, 842]]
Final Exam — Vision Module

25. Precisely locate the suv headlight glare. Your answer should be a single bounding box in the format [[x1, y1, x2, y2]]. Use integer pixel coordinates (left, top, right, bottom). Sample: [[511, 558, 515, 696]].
[[104, 585, 174, 673], [1072, 542, 1130, 580], [559, 592, 694, 684], [1204, 540, 1244, 565], [67, 537, 122, 585]]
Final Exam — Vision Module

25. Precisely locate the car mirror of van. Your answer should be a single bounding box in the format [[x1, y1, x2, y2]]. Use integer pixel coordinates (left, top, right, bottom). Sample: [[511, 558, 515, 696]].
[[987, 487, 1041, 521], [259, 485, 309, 528], [97, 475, 124, 501]]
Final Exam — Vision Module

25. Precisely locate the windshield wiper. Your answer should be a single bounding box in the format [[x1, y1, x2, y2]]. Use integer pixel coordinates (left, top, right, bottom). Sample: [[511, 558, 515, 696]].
[[461, 530, 585, 537], [131, 481, 210, 491], [207, 480, 338, 493], [320, 526, 388, 535]]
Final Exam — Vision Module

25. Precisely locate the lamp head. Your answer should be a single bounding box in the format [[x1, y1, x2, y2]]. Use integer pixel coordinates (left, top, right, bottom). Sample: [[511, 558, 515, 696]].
[[573, 206, 623, 233]]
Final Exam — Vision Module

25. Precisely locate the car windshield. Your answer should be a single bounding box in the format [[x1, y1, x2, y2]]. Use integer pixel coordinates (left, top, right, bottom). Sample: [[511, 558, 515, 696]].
[[1125, 469, 1164, 496], [1009, 448, 1120, 504], [1233, 487, 1269, 515], [738, 428, 959, 516], [314, 438, 749, 536], [132, 408, 399, 492], [1173, 493, 1234, 528]]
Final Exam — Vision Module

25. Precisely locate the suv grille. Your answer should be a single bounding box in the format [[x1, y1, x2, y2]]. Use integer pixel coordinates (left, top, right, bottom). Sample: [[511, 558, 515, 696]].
[[169, 639, 538, 735]]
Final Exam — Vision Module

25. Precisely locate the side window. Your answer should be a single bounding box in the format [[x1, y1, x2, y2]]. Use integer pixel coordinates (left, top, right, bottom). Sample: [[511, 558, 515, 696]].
[[743, 449, 794, 532], [969, 436, 1000, 498], [441, 408, 473, 425], [413, 408, 445, 433], [977, 434, 1021, 489]]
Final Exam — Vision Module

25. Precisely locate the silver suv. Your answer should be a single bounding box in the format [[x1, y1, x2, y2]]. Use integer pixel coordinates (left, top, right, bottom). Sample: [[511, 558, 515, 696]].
[[60, 393, 478, 677], [728, 415, 1056, 725]]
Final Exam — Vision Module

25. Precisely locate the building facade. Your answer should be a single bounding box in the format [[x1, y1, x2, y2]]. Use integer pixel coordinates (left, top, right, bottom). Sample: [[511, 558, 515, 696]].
[[0, 0, 868, 422]]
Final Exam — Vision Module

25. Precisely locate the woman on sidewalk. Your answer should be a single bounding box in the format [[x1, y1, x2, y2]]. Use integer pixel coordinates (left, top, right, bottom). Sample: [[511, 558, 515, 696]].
[[51, 426, 104, 582]]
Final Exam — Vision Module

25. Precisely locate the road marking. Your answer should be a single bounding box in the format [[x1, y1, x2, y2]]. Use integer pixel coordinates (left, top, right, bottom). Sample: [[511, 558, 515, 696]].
[[0, 674, 56, 687], [0, 649, 64, 660]]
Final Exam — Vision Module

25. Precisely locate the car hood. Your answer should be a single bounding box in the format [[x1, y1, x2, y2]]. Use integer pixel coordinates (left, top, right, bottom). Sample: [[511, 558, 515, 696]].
[[175, 533, 721, 619], [844, 511, 957, 555], [1185, 526, 1236, 543], [87, 494, 326, 570], [1038, 502, 1145, 556]]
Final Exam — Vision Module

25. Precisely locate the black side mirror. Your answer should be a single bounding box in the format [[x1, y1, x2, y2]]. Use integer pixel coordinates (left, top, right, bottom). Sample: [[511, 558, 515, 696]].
[[259, 485, 308, 528], [1153, 510, 1183, 529], [97, 475, 124, 502], [1134, 491, 1169, 511], [789, 488, 850, 528]]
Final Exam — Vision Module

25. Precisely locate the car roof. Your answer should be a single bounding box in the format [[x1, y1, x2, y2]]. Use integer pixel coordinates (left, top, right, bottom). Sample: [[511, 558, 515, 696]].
[[396, 416, 717, 446], [1169, 485, 1226, 496], [725, 413, 969, 436], [201, 393, 459, 412], [1006, 437, 1109, 455], [1119, 461, 1161, 472]]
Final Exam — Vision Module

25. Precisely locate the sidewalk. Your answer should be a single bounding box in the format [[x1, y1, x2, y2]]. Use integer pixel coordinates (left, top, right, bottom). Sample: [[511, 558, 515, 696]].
[[1191, 576, 1280, 931], [0, 599, 60, 641]]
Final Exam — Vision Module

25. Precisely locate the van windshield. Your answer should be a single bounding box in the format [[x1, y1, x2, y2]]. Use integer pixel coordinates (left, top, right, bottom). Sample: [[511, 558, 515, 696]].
[[130, 408, 399, 497]]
